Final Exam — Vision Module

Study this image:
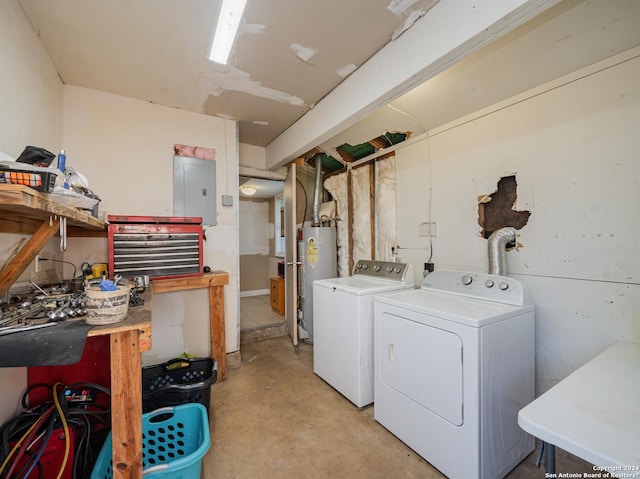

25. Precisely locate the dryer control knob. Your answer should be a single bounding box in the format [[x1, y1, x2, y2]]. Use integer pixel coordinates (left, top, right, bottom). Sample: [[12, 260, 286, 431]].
[[386, 267, 393, 272], [394, 267, 402, 273], [499, 281, 509, 290], [362, 264, 368, 269], [373, 265, 381, 272], [485, 280, 494, 288], [462, 274, 473, 285]]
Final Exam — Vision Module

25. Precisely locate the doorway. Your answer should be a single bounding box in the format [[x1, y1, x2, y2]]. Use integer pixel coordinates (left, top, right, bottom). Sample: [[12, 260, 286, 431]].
[[238, 177, 287, 344]]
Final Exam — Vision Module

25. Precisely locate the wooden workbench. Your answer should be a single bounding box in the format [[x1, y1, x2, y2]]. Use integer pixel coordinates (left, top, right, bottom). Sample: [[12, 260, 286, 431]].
[[0, 184, 148, 478], [88, 297, 152, 478], [151, 272, 230, 381], [0, 185, 231, 477]]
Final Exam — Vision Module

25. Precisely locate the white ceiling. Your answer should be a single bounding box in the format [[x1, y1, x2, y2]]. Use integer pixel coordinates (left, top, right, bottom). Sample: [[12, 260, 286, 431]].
[[16, 0, 640, 165], [17, 0, 439, 148], [239, 176, 284, 199]]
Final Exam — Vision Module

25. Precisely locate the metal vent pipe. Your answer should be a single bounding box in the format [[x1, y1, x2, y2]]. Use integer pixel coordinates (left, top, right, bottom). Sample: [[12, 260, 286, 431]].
[[311, 153, 323, 226], [487, 227, 517, 276]]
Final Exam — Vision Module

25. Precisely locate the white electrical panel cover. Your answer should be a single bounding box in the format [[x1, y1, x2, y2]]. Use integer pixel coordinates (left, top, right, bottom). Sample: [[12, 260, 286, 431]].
[[173, 155, 217, 225]]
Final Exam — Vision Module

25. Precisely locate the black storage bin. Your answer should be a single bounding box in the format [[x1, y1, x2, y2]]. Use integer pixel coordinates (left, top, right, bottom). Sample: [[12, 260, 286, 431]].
[[142, 357, 217, 413]]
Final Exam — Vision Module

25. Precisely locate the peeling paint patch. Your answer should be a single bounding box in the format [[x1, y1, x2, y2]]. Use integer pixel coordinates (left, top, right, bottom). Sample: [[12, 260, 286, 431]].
[[336, 64, 357, 77], [243, 23, 265, 35], [390, 1, 440, 40], [478, 175, 531, 239], [290, 43, 318, 62], [204, 65, 306, 107], [387, 0, 419, 15], [392, 9, 427, 40]]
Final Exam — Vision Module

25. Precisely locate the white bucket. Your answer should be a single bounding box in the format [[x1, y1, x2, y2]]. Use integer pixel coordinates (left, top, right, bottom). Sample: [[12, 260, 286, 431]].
[[84, 285, 131, 325]]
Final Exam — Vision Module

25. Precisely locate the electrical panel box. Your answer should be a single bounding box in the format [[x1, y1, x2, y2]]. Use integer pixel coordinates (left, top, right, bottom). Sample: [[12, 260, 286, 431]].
[[173, 155, 217, 225], [108, 215, 203, 280]]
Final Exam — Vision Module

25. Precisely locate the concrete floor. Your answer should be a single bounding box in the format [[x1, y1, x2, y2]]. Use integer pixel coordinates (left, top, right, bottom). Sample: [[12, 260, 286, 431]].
[[239, 295, 287, 344], [239, 295, 284, 330], [203, 336, 593, 479]]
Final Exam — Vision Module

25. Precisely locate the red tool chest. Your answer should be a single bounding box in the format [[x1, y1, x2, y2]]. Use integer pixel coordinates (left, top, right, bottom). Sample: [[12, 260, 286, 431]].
[[108, 215, 203, 280]]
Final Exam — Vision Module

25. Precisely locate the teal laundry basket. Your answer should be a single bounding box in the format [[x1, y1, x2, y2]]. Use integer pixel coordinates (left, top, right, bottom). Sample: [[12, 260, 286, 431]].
[[91, 403, 210, 479]]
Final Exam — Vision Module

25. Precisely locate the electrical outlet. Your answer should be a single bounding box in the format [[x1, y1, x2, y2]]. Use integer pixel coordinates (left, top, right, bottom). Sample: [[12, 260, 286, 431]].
[[418, 222, 437, 237], [35, 254, 42, 273]]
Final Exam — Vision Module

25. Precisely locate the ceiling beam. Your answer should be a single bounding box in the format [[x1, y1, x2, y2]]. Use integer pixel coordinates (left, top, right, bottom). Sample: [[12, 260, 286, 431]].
[[265, 0, 560, 169]]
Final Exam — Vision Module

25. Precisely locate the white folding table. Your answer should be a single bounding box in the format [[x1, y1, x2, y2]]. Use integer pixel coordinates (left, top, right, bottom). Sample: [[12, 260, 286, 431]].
[[518, 341, 640, 478]]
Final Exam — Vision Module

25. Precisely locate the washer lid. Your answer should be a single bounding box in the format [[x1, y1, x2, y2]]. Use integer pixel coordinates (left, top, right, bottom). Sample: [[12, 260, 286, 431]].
[[314, 276, 415, 295], [375, 288, 533, 327]]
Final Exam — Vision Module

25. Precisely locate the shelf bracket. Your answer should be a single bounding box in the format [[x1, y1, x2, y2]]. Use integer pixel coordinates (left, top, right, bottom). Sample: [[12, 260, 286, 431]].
[[0, 219, 60, 297]]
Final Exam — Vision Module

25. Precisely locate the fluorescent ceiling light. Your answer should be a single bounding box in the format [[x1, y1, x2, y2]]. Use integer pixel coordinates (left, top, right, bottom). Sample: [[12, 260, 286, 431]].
[[240, 186, 256, 196], [209, 0, 248, 64]]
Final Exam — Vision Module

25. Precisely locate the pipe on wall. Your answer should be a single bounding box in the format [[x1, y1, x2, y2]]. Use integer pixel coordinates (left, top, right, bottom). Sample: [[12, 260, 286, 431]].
[[487, 227, 517, 276], [312, 153, 323, 226]]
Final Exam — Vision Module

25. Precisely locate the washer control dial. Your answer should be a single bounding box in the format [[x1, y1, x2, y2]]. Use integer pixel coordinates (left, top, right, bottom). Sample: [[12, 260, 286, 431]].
[[373, 265, 381, 272], [485, 280, 494, 288], [499, 281, 509, 291], [461, 274, 473, 285]]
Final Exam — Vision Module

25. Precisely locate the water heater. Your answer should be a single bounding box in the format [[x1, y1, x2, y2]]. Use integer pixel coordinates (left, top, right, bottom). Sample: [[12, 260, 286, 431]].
[[298, 225, 337, 342]]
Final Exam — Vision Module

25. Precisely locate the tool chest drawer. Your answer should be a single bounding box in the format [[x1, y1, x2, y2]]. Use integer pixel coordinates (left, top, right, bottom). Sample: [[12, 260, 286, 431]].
[[108, 215, 203, 280]]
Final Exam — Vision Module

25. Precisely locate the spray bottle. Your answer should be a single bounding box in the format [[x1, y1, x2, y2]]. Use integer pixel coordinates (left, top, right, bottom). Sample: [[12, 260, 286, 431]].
[[57, 150, 69, 189], [57, 150, 66, 172]]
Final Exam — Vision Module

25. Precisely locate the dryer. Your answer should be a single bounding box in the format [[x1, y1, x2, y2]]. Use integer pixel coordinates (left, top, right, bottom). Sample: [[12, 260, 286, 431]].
[[374, 271, 535, 479], [313, 260, 414, 407]]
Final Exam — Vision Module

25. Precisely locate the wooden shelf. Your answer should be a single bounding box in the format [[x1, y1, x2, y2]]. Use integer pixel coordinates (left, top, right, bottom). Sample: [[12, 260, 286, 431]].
[[0, 184, 106, 235], [0, 184, 107, 298]]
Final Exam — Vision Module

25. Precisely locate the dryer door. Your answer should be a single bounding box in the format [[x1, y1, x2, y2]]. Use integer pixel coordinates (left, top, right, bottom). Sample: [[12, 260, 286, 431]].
[[379, 313, 464, 426]]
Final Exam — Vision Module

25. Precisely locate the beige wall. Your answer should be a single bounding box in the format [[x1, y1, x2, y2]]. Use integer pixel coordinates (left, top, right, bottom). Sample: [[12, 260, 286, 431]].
[[0, 0, 64, 423], [239, 143, 286, 180], [394, 47, 640, 395], [61, 85, 240, 365], [239, 143, 267, 170], [0, 1, 62, 156], [239, 197, 271, 292], [239, 255, 270, 292]]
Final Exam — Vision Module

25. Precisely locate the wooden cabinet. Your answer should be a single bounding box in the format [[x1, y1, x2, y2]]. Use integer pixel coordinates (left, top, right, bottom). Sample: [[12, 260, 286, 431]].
[[270, 276, 285, 315]]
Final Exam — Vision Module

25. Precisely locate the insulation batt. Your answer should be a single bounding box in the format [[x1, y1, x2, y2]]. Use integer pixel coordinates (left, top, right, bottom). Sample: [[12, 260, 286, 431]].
[[351, 166, 372, 264], [324, 174, 349, 277], [375, 157, 398, 261], [324, 156, 398, 275], [319, 200, 336, 221]]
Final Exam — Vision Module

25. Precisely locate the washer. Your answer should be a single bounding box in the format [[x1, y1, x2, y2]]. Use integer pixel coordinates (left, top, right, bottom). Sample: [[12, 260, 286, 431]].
[[313, 260, 414, 407], [374, 271, 535, 479]]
